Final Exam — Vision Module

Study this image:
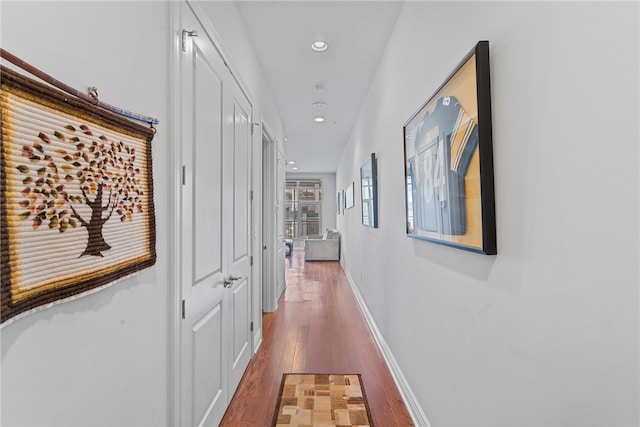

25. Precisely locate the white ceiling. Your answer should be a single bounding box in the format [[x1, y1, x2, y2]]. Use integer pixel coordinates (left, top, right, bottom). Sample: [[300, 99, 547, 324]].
[[236, 1, 403, 173]]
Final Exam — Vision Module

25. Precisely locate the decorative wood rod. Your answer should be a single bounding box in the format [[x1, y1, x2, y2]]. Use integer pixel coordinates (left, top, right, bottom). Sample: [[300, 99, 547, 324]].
[[0, 48, 159, 125]]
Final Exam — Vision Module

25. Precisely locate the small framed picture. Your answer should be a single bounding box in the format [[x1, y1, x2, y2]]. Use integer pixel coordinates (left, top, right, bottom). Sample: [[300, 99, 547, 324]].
[[360, 153, 378, 228], [344, 182, 354, 210]]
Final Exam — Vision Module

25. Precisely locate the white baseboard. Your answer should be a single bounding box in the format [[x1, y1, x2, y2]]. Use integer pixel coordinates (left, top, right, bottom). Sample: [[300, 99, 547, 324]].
[[341, 262, 431, 427]]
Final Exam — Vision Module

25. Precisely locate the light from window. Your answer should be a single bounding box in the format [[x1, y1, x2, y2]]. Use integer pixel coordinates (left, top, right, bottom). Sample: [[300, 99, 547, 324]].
[[285, 179, 322, 239]]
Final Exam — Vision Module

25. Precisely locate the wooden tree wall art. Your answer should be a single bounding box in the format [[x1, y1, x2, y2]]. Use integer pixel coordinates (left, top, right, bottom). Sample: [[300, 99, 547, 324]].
[[1, 66, 157, 324]]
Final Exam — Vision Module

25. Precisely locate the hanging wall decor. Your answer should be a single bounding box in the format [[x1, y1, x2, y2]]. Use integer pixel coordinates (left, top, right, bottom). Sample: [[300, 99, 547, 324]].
[[344, 182, 355, 210], [1, 65, 157, 324], [360, 153, 378, 228], [403, 41, 496, 254]]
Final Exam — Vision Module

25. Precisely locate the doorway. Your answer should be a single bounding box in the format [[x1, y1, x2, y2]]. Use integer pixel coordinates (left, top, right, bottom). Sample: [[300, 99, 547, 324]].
[[262, 132, 286, 312]]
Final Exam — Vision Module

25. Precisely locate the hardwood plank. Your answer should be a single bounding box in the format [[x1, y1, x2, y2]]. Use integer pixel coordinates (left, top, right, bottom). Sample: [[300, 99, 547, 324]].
[[221, 249, 414, 426]]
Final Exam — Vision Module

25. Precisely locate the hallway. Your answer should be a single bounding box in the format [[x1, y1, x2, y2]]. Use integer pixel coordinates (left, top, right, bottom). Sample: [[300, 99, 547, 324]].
[[221, 249, 414, 426]]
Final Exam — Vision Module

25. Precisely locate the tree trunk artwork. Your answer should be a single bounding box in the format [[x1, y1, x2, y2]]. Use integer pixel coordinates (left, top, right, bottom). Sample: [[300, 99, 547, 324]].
[[79, 183, 112, 257], [1, 65, 156, 324], [17, 124, 144, 258]]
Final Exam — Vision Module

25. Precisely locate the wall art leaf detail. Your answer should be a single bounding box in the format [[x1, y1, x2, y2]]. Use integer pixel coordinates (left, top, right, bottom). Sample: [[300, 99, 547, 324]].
[[1, 65, 157, 324]]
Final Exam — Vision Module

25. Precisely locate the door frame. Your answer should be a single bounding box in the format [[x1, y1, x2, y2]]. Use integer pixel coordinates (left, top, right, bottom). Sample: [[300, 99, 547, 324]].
[[169, 1, 265, 424], [262, 135, 286, 313], [275, 145, 287, 300], [251, 119, 271, 350], [262, 128, 277, 313]]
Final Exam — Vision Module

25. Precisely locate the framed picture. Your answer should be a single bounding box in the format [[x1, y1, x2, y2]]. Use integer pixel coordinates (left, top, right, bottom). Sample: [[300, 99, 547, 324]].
[[344, 182, 355, 210], [360, 153, 378, 228], [403, 41, 496, 254]]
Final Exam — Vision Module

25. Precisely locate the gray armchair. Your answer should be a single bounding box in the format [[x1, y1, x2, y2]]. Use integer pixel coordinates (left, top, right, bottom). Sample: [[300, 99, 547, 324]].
[[304, 228, 341, 261]]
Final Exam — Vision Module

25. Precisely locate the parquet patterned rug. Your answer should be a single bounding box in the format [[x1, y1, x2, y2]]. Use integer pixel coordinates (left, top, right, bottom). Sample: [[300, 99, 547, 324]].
[[272, 373, 374, 427]]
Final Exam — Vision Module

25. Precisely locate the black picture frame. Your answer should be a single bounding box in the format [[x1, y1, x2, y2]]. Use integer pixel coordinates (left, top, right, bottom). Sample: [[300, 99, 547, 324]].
[[403, 41, 496, 255], [360, 153, 378, 228]]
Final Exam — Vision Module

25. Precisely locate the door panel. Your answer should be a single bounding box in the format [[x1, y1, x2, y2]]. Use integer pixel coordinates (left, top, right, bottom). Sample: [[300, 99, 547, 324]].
[[180, 2, 253, 426], [233, 101, 250, 261], [194, 49, 223, 283], [228, 92, 252, 393], [192, 304, 224, 425], [231, 278, 249, 368]]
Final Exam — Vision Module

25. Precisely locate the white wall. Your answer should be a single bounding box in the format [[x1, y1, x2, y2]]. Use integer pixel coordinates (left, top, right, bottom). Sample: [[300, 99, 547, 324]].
[[286, 172, 337, 232], [194, 1, 284, 139], [1, 2, 171, 426], [337, 2, 639, 426]]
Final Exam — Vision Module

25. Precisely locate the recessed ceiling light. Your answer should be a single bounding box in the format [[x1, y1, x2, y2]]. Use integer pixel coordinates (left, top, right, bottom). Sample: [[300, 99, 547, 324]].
[[311, 41, 328, 52], [314, 117, 325, 123], [314, 83, 325, 93], [312, 101, 326, 108], [292, 166, 298, 170], [288, 161, 296, 165]]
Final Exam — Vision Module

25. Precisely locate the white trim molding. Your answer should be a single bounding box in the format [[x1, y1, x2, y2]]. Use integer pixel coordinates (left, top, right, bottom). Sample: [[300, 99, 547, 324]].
[[341, 262, 431, 427]]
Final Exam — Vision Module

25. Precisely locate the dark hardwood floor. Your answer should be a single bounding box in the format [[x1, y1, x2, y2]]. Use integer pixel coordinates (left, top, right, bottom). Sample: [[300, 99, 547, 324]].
[[220, 249, 414, 426]]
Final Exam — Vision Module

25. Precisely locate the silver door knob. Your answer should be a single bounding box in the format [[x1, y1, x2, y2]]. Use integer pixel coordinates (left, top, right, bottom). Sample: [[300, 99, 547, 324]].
[[223, 275, 242, 288]]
